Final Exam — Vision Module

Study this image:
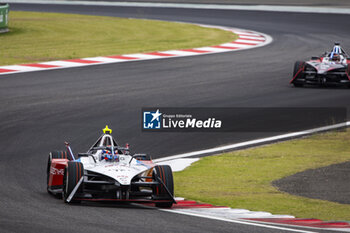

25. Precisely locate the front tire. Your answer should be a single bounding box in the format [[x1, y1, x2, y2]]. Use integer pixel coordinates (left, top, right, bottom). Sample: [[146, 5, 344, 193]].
[[345, 65, 350, 88], [152, 165, 174, 208], [47, 151, 69, 195], [292, 61, 305, 87], [63, 161, 84, 203]]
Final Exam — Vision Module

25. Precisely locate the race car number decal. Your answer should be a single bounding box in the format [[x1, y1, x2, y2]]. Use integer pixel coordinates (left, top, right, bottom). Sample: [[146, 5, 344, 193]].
[[50, 167, 64, 175]]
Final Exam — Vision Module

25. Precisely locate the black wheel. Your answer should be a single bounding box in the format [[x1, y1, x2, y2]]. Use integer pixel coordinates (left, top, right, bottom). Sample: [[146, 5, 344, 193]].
[[63, 161, 84, 203], [293, 61, 304, 77], [152, 165, 174, 208], [46, 151, 69, 195], [292, 61, 304, 87], [345, 65, 350, 88]]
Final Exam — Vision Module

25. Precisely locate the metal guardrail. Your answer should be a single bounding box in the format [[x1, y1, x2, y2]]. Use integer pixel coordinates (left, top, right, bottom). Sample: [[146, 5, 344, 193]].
[[0, 3, 9, 33]]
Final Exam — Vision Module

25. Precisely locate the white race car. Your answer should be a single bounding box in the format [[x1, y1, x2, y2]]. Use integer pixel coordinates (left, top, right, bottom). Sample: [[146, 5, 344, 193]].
[[291, 43, 350, 87], [47, 126, 175, 208]]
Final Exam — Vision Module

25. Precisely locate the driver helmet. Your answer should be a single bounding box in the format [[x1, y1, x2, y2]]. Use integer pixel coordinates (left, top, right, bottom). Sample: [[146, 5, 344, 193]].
[[332, 54, 341, 62], [101, 146, 119, 161], [329, 43, 345, 61]]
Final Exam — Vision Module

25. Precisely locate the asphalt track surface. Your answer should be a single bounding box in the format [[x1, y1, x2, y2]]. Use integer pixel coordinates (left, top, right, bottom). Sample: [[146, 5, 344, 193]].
[[1, 3, 350, 233], [19, 0, 350, 7], [274, 161, 350, 205]]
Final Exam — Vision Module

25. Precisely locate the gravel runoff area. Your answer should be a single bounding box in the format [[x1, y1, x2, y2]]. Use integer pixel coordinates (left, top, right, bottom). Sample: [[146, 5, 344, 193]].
[[273, 161, 350, 204]]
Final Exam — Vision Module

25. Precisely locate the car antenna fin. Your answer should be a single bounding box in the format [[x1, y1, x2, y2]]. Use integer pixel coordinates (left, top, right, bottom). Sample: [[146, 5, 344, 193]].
[[103, 125, 112, 134]]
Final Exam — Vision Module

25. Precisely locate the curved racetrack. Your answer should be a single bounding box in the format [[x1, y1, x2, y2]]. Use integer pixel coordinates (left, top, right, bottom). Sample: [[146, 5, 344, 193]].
[[1, 3, 350, 233], [273, 160, 350, 205]]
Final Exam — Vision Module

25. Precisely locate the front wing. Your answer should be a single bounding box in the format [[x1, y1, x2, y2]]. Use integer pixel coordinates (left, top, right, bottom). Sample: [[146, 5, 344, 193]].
[[292, 64, 350, 86]]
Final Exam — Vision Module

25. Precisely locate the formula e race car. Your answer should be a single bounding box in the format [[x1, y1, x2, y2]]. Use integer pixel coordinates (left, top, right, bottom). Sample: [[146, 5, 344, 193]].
[[290, 43, 350, 87], [46, 126, 175, 207]]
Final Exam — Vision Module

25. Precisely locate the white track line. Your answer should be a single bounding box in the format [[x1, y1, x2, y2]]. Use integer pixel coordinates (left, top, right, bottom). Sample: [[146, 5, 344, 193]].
[[6, 1, 350, 15], [161, 209, 317, 233], [0, 65, 42, 71], [123, 53, 162, 59], [156, 158, 199, 172], [80, 57, 120, 63], [239, 35, 265, 39], [154, 121, 350, 162], [235, 39, 261, 44], [243, 219, 350, 233]]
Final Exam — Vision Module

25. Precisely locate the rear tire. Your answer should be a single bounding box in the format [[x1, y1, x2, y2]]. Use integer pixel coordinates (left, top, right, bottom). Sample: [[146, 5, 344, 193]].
[[153, 165, 174, 208], [46, 151, 70, 195], [292, 61, 305, 87], [63, 161, 84, 203]]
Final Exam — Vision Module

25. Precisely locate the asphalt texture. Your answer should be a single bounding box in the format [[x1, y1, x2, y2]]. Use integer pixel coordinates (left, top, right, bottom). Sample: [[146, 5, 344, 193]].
[[20, 0, 350, 7], [273, 161, 350, 204], [1, 3, 350, 233]]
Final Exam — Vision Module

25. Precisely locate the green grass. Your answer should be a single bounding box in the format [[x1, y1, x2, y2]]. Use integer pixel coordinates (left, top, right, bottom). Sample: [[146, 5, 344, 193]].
[[174, 129, 350, 221], [0, 11, 236, 65]]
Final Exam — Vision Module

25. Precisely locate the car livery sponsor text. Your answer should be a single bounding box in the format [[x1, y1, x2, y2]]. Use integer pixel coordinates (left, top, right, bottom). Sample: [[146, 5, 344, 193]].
[[50, 167, 64, 175]]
